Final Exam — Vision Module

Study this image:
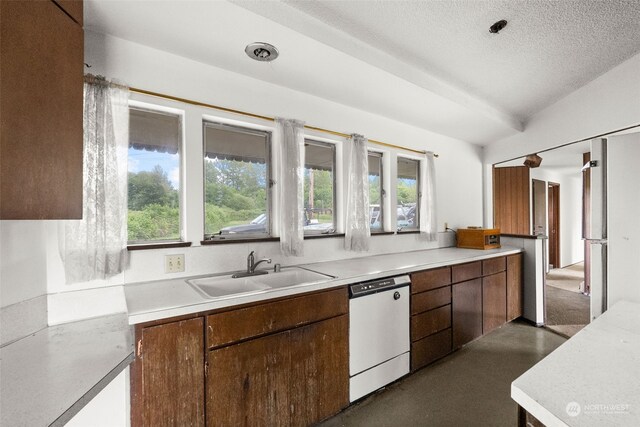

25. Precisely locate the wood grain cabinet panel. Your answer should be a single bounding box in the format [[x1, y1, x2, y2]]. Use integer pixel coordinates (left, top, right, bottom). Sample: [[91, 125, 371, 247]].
[[482, 256, 506, 276], [206, 288, 348, 348], [0, 0, 84, 219], [506, 254, 524, 321], [411, 267, 451, 294], [411, 286, 451, 315], [452, 261, 482, 283], [53, 0, 83, 24], [411, 328, 452, 371], [411, 305, 451, 342], [482, 272, 507, 334], [207, 331, 291, 427], [135, 318, 205, 427], [290, 315, 349, 426], [452, 278, 483, 349]]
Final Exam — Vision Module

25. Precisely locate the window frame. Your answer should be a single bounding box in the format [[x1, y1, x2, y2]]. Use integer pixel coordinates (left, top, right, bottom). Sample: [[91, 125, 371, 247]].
[[202, 120, 273, 241], [126, 103, 185, 245], [303, 138, 337, 236], [368, 150, 385, 233], [396, 155, 421, 232]]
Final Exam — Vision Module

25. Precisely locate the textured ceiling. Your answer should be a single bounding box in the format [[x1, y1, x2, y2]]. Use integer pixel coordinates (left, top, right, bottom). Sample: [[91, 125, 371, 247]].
[[275, 0, 640, 120], [84, 0, 640, 145]]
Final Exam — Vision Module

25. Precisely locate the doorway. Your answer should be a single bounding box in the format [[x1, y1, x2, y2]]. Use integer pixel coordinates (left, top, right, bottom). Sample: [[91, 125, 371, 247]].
[[547, 182, 560, 269]]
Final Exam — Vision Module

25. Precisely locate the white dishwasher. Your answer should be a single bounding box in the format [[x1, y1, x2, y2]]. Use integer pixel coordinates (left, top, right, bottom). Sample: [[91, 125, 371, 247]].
[[349, 275, 410, 402]]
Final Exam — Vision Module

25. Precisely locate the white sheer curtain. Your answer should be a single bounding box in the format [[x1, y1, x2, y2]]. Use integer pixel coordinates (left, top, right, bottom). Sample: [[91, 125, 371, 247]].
[[59, 76, 129, 283], [275, 118, 305, 256], [419, 151, 438, 241], [344, 134, 370, 251]]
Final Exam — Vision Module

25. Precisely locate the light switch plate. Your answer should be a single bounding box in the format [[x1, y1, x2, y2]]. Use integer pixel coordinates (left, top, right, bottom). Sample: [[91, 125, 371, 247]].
[[165, 254, 185, 273]]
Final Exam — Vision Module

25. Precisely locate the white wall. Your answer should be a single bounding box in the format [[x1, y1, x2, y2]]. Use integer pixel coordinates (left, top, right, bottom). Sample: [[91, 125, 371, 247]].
[[37, 30, 484, 319], [483, 53, 640, 226], [529, 169, 583, 269]]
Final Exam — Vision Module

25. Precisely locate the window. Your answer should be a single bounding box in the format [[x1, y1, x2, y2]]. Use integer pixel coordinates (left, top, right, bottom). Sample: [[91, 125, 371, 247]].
[[396, 157, 419, 231], [368, 152, 384, 232], [127, 107, 182, 243], [203, 122, 271, 238], [304, 140, 336, 234]]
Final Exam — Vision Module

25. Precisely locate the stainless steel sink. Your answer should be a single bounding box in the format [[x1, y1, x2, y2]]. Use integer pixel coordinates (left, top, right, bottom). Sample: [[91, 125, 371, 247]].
[[187, 267, 333, 299]]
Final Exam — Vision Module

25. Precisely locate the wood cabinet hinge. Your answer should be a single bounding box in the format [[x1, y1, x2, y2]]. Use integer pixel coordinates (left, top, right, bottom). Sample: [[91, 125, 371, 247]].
[[137, 339, 143, 357], [205, 361, 209, 377]]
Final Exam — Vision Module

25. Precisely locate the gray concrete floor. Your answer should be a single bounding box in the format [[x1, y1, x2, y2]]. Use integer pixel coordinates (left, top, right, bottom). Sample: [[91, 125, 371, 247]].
[[320, 320, 566, 427]]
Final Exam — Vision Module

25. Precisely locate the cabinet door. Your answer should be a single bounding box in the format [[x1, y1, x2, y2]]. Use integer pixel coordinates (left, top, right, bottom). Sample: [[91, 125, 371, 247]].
[[135, 318, 205, 427], [207, 331, 291, 427], [290, 315, 349, 426], [506, 254, 523, 321], [482, 272, 507, 334], [1, 0, 84, 219], [452, 278, 482, 349]]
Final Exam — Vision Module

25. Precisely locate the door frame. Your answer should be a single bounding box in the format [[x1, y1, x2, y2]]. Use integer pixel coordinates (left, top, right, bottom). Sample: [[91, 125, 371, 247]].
[[547, 182, 560, 269]]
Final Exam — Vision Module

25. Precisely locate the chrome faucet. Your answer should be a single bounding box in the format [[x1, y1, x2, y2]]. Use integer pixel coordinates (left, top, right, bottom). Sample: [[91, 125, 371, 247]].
[[231, 251, 272, 278], [248, 251, 272, 273]]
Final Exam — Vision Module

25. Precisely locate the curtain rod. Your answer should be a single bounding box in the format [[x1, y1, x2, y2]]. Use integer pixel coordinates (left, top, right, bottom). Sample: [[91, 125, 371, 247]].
[[129, 86, 439, 158]]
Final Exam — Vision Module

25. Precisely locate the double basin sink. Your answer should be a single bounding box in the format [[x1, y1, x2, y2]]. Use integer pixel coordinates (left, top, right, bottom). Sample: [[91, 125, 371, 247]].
[[187, 267, 333, 299]]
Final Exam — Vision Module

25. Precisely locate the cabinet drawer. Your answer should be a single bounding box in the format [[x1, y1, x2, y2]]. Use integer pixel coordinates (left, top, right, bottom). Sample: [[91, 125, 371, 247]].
[[411, 304, 451, 341], [482, 256, 506, 276], [411, 267, 451, 294], [207, 287, 348, 348], [451, 261, 481, 283], [411, 328, 452, 371], [411, 286, 451, 315]]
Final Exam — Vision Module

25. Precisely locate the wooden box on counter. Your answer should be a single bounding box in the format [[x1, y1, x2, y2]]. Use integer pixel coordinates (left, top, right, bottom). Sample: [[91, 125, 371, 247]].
[[456, 228, 501, 250]]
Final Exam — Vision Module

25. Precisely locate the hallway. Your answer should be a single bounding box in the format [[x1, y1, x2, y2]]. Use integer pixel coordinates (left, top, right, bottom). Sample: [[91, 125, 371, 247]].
[[545, 262, 590, 338]]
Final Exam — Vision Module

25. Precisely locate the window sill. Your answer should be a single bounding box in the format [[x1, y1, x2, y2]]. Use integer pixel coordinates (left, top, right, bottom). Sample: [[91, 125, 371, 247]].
[[127, 241, 192, 251], [304, 233, 345, 240], [371, 231, 395, 236], [201, 237, 279, 245], [397, 230, 421, 235]]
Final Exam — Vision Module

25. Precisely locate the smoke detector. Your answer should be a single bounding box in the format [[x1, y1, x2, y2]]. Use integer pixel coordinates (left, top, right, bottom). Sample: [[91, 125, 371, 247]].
[[245, 42, 279, 62]]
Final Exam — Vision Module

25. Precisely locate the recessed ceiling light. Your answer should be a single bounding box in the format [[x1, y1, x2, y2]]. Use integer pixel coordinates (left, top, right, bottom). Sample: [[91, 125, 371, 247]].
[[489, 19, 508, 34], [245, 42, 279, 62]]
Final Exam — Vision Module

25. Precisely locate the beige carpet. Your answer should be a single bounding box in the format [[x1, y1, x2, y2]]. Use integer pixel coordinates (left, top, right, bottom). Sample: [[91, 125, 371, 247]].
[[545, 263, 589, 338], [546, 262, 584, 293]]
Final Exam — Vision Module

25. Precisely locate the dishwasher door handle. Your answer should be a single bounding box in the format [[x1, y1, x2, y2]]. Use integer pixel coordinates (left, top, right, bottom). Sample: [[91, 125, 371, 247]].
[[393, 291, 401, 300]]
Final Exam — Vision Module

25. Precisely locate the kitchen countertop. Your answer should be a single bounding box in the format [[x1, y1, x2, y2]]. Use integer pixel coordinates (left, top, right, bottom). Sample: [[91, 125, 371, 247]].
[[0, 314, 134, 427], [511, 300, 640, 426], [125, 245, 522, 325]]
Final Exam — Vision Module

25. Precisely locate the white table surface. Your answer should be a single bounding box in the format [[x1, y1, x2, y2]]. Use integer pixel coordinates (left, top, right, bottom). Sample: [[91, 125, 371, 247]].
[[125, 245, 522, 324], [0, 314, 134, 427], [512, 300, 640, 426]]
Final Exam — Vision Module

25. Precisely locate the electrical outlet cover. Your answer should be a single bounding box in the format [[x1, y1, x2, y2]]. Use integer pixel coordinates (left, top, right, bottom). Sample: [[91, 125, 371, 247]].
[[165, 254, 185, 273]]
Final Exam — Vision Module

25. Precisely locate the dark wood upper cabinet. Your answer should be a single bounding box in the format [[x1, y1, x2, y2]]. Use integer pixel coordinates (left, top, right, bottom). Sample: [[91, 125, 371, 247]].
[[0, 0, 84, 219], [493, 166, 530, 235], [53, 0, 84, 25]]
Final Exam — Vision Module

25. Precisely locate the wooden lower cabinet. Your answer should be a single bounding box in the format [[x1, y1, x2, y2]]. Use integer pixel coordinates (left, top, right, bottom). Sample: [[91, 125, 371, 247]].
[[132, 288, 348, 427], [482, 272, 507, 334], [452, 278, 483, 349], [207, 330, 291, 427], [207, 315, 348, 427], [289, 315, 349, 426], [132, 318, 205, 427], [507, 253, 524, 321]]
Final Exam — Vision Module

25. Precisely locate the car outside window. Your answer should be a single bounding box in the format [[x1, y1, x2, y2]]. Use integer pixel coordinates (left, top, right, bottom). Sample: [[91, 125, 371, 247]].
[[203, 122, 271, 239], [396, 157, 419, 231], [304, 140, 336, 234]]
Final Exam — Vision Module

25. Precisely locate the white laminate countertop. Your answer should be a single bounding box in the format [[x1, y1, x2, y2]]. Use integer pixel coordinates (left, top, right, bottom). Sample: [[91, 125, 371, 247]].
[[125, 245, 522, 325], [0, 314, 134, 427], [512, 300, 640, 427]]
